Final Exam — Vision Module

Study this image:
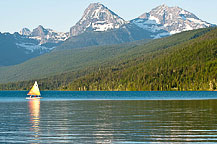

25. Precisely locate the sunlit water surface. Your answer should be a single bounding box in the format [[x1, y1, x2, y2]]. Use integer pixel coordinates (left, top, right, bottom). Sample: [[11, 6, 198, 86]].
[[0, 91, 217, 143]]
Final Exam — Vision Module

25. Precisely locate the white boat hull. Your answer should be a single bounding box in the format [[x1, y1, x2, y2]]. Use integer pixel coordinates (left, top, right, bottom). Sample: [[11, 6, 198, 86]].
[[26, 97, 42, 100]]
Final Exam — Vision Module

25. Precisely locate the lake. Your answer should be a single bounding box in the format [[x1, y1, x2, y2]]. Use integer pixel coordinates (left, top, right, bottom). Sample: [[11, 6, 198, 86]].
[[0, 91, 217, 143]]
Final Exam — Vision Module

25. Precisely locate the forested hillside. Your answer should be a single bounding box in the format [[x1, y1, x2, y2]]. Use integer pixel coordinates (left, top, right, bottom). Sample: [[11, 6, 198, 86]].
[[69, 28, 217, 91], [0, 26, 200, 83], [0, 27, 216, 91]]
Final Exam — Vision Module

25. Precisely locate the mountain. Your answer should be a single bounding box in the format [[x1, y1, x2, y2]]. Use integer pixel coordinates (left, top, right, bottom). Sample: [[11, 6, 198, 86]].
[[19, 28, 31, 36], [56, 23, 153, 50], [0, 25, 69, 66], [60, 3, 169, 50], [0, 32, 51, 66], [0, 3, 215, 66], [20, 25, 69, 45], [131, 4, 214, 36], [64, 3, 215, 49], [69, 3, 215, 39], [70, 3, 126, 36], [69, 27, 217, 91], [1, 27, 215, 91], [0, 27, 214, 84]]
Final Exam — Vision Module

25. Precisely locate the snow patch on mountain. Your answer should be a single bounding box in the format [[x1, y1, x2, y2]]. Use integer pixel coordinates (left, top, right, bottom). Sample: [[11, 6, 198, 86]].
[[187, 18, 210, 26], [149, 16, 160, 24], [132, 19, 164, 33], [131, 18, 170, 38], [16, 42, 54, 54]]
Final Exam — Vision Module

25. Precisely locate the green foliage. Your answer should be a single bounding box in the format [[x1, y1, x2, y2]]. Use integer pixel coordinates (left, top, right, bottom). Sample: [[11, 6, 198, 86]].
[[69, 28, 217, 91], [0, 38, 150, 83], [0, 27, 206, 83], [0, 27, 216, 91]]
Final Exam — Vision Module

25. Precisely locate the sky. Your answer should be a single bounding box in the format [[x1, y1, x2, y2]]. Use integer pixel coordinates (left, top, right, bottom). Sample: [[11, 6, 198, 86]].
[[0, 0, 216, 33]]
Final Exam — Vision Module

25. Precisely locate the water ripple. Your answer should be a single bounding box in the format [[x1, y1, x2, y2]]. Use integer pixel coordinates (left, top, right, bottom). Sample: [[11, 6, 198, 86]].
[[1, 95, 217, 143]]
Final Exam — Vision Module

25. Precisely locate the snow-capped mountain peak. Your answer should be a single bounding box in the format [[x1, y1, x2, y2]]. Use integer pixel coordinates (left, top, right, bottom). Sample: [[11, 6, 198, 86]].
[[17, 25, 69, 55], [19, 25, 69, 45], [70, 3, 126, 36], [132, 4, 213, 35]]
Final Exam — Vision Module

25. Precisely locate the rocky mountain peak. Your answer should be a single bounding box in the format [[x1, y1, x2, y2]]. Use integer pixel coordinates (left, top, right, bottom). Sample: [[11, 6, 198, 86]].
[[86, 2, 103, 10], [31, 25, 48, 37], [70, 3, 126, 36], [149, 4, 199, 23], [19, 28, 31, 36], [156, 4, 169, 9], [19, 26, 69, 45], [83, 3, 119, 19]]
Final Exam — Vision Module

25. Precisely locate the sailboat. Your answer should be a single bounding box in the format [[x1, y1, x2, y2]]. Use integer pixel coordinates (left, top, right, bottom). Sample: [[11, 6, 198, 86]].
[[26, 81, 42, 99]]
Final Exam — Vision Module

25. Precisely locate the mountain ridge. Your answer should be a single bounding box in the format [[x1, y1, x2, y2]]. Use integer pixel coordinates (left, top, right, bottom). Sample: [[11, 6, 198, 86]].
[[19, 25, 69, 45], [0, 3, 215, 66], [131, 4, 214, 36]]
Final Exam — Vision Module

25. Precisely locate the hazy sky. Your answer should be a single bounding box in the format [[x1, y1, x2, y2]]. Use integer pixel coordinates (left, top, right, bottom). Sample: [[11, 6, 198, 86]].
[[0, 0, 216, 33]]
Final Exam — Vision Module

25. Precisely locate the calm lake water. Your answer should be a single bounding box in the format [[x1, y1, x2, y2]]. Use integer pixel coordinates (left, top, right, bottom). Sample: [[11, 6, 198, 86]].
[[0, 91, 217, 143]]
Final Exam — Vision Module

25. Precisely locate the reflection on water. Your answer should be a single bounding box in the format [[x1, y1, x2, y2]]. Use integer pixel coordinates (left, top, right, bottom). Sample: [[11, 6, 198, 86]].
[[28, 99, 40, 142], [1, 95, 217, 143]]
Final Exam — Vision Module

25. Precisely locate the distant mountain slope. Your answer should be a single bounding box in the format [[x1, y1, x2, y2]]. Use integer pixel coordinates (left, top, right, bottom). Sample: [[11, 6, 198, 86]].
[[0, 39, 150, 83], [56, 23, 153, 50], [0, 32, 51, 66], [0, 25, 69, 66], [0, 27, 215, 90]]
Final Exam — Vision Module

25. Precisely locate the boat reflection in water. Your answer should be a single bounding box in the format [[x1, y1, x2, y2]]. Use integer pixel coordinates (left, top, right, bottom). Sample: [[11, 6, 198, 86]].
[[28, 99, 41, 141]]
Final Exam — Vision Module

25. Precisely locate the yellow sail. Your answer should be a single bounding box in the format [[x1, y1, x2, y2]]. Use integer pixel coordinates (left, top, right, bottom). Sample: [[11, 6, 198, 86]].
[[27, 81, 41, 96]]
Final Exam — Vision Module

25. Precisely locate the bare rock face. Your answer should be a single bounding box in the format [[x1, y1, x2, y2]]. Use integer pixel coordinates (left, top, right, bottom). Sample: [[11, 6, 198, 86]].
[[70, 3, 126, 36], [31, 25, 49, 38], [19, 28, 31, 36]]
